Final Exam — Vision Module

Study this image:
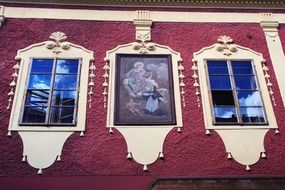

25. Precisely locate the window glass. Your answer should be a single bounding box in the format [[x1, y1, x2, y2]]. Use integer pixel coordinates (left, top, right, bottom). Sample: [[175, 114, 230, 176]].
[[232, 61, 253, 75], [234, 76, 257, 90], [51, 91, 76, 106], [54, 75, 78, 89], [237, 91, 262, 106], [31, 59, 54, 73], [28, 75, 52, 89], [214, 107, 238, 122], [209, 76, 232, 90], [22, 58, 79, 125], [56, 59, 79, 74], [207, 60, 266, 124], [207, 61, 229, 74], [212, 91, 235, 106]]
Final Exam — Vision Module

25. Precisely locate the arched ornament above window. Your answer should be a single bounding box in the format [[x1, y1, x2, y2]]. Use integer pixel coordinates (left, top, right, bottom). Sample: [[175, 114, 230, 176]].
[[103, 11, 184, 171], [7, 32, 94, 174], [193, 35, 278, 170]]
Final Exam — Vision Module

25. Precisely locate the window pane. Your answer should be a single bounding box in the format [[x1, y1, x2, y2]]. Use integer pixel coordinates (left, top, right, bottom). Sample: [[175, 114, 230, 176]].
[[28, 74, 51, 89], [234, 76, 257, 90], [22, 106, 47, 123], [31, 59, 54, 73], [209, 76, 232, 90], [240, 107, 265, 123], [207, 61, 228, 74], [212, 91, 235, 106], [49, 107, 75, 124], [214, 107, 238, 123], [232, 61, 253, 75], [25, 90, 49, 106], [54, 75, 78, 89], [52, 90, 76, 106], [237, 91, 262, 106], [56, 59, 79, 74]]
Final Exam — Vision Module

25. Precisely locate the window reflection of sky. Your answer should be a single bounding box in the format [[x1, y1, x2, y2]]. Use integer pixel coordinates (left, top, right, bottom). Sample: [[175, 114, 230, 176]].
[[28, 75, 51, 89], [238, 91, 262, 106], [209, 76, 232, 90], [234, 76, 257, 90], [207, 61, 228, 74], [207, 60, 265, 124], [31, 59, 53, 73], [232, 61, 253, 74], [56, 59, 79, 74], [23, 59, 79, 124], [214, 107, 238, 122]]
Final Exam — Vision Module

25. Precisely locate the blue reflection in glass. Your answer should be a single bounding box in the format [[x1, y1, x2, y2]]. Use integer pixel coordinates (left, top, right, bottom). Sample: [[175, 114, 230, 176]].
[[49, 107, 75, 124], [234, 76, 257, 90], [25, 90, 49, 106], [237, 91, 262, 106], [207, 61, 228, 74], [28, 74, 51, 89], [209, 76, 232, 90], [54, 75, 78, 89], [52, 90, 76, 106], [232, 61, 253, 75], [31, 59, 54, 73], [240, 107, 265, 123], [22, 106, 47, 123], [214, 106, 238, 122], [56, 59, 79, 74]]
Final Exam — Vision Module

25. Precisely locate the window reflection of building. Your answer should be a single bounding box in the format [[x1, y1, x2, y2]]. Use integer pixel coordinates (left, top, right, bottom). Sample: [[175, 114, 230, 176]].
[[207, 60, 266, 124], [21, 59, 79, 125]]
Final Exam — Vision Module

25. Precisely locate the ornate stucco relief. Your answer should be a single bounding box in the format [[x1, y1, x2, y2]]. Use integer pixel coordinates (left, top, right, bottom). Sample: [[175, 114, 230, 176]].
[[104, 11, 184, 170], [260, 13, 285, 108], [193, 36, 278, 170], [7, 32, 94, 173]]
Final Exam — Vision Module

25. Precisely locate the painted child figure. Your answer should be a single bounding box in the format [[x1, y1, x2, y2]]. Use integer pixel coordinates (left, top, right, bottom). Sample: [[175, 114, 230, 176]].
[[125, 98, 143, 117]]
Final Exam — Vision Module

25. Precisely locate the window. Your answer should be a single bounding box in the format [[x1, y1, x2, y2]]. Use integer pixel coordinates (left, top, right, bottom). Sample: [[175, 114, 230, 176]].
[[21, 59, 80, 125], [206, 60, 266, 125], [8, 31, 93, 132], [193, 35, 277, 130]]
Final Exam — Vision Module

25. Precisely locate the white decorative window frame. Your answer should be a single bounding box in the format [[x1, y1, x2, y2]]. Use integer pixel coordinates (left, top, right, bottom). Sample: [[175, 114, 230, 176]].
[[103, 11, 184, 171], [193, 35, 278, 170], [7, 32, 94, 174]]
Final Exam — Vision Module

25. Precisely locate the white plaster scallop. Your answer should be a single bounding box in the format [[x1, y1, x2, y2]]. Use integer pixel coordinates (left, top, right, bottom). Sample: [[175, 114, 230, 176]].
[[215, 129, 268, 166], [19, 132, 73, 171]]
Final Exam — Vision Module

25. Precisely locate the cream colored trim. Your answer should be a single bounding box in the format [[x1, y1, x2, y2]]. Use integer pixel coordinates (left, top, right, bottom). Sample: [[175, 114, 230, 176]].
[[0, 6, 4, 27], [193, 42, 278, 130], [215, 129, 268, 167], [260, 18, 285, 107], [19, 131, 73, 173], [105, 41, 183, 168], [193, 36, 278, 169], [8, 34, 94, 132], [3, 6, 285, 23], [105, 42, 183, 129]]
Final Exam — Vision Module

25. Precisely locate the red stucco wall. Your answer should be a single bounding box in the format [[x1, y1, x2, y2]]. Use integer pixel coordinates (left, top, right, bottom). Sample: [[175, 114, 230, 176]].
[[1, 12, 285, 189]]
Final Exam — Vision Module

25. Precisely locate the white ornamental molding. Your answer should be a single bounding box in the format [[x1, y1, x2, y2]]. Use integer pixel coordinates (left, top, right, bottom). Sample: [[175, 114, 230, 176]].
[[7, 31, 94, 173], [132, 11, 155, 54], [7, 61, 20, 111], [191, 59, 200, 108], [216, 35, 238, 56], [103, 10, 184, 170], [46, 32, 70, 54], [0, 6, 4, 28], [88, 59, 96, 109]]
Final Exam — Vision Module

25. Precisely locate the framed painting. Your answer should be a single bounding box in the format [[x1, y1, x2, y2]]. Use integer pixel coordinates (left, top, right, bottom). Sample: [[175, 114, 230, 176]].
[[114, 54, 177, 125]]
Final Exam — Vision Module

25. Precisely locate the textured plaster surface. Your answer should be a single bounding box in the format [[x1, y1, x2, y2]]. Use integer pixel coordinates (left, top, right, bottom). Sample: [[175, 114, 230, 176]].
[[0, 18, 285, 183]]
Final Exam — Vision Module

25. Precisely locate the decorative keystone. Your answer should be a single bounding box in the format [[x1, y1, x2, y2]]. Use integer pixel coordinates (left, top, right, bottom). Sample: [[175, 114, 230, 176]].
[[46, 32, 70, 54], [216, 35, 238, 56]]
